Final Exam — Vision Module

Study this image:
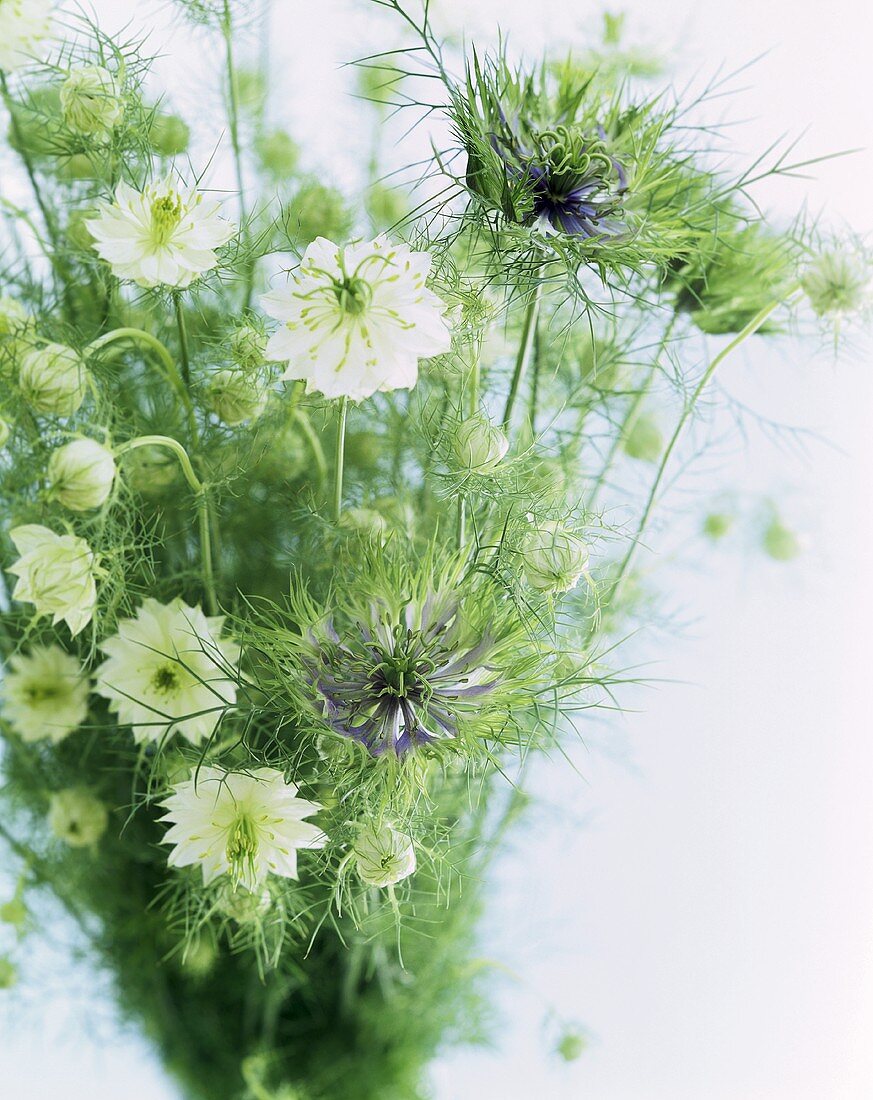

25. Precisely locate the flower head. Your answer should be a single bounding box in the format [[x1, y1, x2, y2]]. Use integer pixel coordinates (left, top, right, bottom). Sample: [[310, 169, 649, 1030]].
[[353, 822, 416, 887], [18, 343, 88, 416], [7, 525, 97, 635], [86, 177, 235, 289], [206, 369, 268, 426], [47, 437, 117, 510], [94, 597, 241, 744], [48, 788, 108, 848], [160, 767, 325, 891], [2, 643, 89, 743], [60, 65, 123, 136], [0, 0, 52, 72], [261, 236, 451, 401], [296, 574, 506, 756], [453, 414, 509, 473], [523, 520, 589, 593], [801, 248, 872, 321]]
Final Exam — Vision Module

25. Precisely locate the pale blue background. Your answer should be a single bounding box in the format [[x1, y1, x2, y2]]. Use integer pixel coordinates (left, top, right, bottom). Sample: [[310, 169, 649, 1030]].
[[1, 0, 872, 1096]]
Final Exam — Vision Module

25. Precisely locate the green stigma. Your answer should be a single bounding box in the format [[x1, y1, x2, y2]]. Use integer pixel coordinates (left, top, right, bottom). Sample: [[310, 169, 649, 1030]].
[[149, 193, 184, 247], [226, 815, 259, 884], [333, 276, 373, 317]]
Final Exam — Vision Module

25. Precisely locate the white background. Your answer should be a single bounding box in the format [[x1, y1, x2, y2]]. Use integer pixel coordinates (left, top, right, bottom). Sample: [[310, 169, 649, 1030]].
[[2, 1, 872, 1097]]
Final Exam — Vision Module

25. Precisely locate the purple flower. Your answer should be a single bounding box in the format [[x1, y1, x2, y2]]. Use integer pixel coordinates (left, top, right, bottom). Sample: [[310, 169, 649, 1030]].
[[300, 590, 501, 756]]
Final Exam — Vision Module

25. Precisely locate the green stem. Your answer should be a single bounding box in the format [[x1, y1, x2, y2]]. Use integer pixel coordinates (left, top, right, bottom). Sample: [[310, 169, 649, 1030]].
[[333, 397, 349, 522], [221, 0, 253, 307], [589, 315, 678, 511], [502, 270, 545, 432], [174, 294, 191, 388], [0, 70, 71, 315], [528, 318, 542, 436], [114, 435, 217, 614], [609, 294, 796, 602], [87, 327, 197, 438]]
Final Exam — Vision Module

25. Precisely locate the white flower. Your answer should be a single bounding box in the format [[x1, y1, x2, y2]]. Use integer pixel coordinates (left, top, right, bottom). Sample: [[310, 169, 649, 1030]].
[[353, 822, 416, 888], [47, 437, 117, 510], [18, 343, 89, 416], [86, 177, 235, 289], [48, 788, 108, 848], [60, 64, 123, 136], [7, 525, 97, 636], [261, 236, 451, 400], [94, 597, 241, 744], [453, 414, 509, 473], [160, 767, 325, 891], [0, 0, 52, 72], [206, 369, 268, 426], [523, 520, 589, 593], [2, 643, 89, 743]]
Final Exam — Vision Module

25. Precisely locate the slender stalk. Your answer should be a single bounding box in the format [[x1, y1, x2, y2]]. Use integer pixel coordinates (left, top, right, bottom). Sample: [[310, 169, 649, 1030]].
[[87, 327, 197, 437], [609, 294, 796, 601], [0, 70, 71, 314], [588, 315, 678, 510], [221, 0, 253, 306], [528, 319, 543, 435], [333, 397, 349, 521], [173, 294, 191, 387], [502, 271, 545, 432], [114, 435, 218, 614]]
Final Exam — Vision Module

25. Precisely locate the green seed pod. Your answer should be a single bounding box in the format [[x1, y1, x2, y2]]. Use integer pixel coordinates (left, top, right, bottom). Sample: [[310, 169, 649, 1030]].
[[278, 180, 352, 248], [622, 414, 662, 462], [762, 518, 800, 562], [60, 65, 123, 137], [149, 111, 190, 157], [702, 512, 734, 540], [255, 128, 299, 180]]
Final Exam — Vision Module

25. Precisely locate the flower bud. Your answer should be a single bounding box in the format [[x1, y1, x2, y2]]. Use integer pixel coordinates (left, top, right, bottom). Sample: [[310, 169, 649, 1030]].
[[0, 957, 17, 990], [7, 524, 98, 635], [123, 444, 179, 496], [702, 512, 733, 541], [0, 895, 28, 931], [556, 1029, 587, 1062], [206, 369, 268, 426], [523, 519, 589, 593], [216, 884, 272, 924], [229, 324, 267, 371], [801, 249, 871, 320], [0, 418, 9, 448], [148, 111, 190, 157], [453, 414, 509, 473], [279, 180, 352, 248], [255, 128, 299, 179], [60, 65, 123, 136], [338, 507, 389, 541], [180, 938, 217, 977], [48, 788, 108, 848], [18, 343, 89, 416], [353, 823, 416, 888], [622, 413, 662, 463], [0, 295, 30, 338], [47, 437, 117, 511], [762, 517, 800, 562]]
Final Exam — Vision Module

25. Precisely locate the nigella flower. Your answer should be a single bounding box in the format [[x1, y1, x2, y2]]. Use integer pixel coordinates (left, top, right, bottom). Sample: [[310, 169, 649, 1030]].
[[489, 122, 627, 239], [299, 587, 502, 756]]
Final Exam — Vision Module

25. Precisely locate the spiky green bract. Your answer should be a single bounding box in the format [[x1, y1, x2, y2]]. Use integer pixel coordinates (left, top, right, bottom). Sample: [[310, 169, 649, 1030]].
[[242, 544, 552, 774], [671, 218, 799, 335], [443, 48, 713, 286]]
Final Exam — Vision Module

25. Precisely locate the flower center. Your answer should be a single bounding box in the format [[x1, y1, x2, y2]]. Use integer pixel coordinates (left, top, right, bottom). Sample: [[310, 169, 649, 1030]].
[[149, 194, 183, 247], [226, 814, 259, 884], [333, 276, 373, 317], [151, 663, 180, 696], [25, 682, 60, 704]]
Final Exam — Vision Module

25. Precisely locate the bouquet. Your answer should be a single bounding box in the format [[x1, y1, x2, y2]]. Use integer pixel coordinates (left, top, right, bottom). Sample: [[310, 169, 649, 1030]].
[[0, 2, 867, 1097]]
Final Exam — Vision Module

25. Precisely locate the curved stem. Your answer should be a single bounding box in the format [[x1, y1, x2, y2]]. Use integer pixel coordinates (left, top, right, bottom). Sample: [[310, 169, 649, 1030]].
[[173, 294, 191, 388], [502, 270, 545, 432], [589, 315, 678, 511], [114, 435, 217, 614], [87, 328, 197, 439], [608, 294, 797, 602], [333, 398, 349, 522], [221, 0, 253, 307]]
